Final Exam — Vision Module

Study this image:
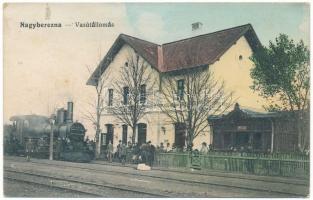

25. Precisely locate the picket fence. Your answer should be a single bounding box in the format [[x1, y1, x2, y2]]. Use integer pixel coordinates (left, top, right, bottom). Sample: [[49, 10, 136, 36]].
[[153, 152, 309, 178]]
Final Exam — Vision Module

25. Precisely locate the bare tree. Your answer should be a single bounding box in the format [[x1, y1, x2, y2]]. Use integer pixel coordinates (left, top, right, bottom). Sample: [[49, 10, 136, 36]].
[[83, 50, 107, 158], [159, 66, 234, 151], [108, 52, 155, 144], [83, 69, 106, 139]]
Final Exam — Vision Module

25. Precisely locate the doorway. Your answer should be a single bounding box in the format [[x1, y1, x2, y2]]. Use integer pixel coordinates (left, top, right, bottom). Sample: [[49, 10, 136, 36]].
[[137, 123, 147, 145], [235, 132, 249, 148], [105, 124, 114, 145], [122, 125, 128, 144], [175, 123, 186, 149]]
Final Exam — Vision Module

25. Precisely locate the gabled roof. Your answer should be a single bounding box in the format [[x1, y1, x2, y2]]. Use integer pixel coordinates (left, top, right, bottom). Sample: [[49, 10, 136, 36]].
[[87, 24, 261, 86], [161, 24, 260, 72], [86, 34, 159, 86], [208, 103, 278, 122], [120, 34, 159, 68]]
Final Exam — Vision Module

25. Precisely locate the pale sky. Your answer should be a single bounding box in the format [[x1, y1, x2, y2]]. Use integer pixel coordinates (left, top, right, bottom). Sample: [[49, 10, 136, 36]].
[[126, 3, 309, 45], [3, 3, 310, 138]]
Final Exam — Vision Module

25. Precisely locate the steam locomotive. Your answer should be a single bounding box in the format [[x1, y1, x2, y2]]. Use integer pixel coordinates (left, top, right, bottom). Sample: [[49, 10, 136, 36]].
[[4, 102, 93, 162]]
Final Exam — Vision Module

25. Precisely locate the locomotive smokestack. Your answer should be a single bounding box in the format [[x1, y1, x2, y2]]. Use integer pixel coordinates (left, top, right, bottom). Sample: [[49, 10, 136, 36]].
[[66, 102, 73, 123], [56, 108, 65, 124]]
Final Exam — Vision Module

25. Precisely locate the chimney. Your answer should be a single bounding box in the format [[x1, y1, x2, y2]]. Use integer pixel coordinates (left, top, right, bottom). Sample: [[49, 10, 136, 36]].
[[66, 102, 73, 123], [192, 22, 203, 31]]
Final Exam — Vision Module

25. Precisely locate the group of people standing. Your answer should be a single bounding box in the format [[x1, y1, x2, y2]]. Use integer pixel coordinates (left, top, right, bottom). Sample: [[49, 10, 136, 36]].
[[106, 140, 128, 165], [106, 140, 156, 167], [105, 140, 215, 167], [138, 141, 155, 167], [155, 142, 181, 153]]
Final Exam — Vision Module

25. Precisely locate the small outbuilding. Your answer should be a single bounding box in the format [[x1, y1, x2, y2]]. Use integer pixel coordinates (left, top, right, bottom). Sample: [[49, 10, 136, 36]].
[[208, 103, 304, 153]]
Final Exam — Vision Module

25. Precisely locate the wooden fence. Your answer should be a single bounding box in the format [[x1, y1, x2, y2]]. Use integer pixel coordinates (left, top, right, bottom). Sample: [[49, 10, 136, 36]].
[[205, 151, 309, 160], [153, 152, 309, 178]]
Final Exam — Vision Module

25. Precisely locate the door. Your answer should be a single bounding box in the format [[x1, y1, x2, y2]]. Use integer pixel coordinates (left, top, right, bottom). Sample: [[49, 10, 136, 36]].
[[122, 125, 127, 144], [105, 124, 114, 145], [175, 123, 186, 149], [235, 132, 249, 148], [223, 134, 231, 149], [137, 123, 147, 145], [253, 132, 262, 150]]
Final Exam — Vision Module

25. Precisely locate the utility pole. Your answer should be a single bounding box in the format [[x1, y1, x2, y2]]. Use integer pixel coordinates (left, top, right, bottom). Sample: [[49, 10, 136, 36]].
[[49, 114, 55, 160]]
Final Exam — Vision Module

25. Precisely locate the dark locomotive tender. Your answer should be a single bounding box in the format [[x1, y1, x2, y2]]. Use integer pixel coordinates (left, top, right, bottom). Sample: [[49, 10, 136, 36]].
[[5, 102, 93, 162]]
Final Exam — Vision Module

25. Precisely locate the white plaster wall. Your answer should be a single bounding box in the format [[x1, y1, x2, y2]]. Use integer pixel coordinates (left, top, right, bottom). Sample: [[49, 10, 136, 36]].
[[98, 43, 160, 148], [210, 36, 265, 111], [97, 36, 264, 150]]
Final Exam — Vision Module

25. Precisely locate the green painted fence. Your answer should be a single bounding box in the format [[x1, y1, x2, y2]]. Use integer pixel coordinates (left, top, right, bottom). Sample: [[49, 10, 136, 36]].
[[205, 151, 309, 160], [154, 153, 189, 169], [153, 152, 309, 178]]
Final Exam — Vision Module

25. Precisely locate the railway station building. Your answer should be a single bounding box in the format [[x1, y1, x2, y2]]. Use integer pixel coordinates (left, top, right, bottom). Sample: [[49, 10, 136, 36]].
[[87, 24, 267, 153]]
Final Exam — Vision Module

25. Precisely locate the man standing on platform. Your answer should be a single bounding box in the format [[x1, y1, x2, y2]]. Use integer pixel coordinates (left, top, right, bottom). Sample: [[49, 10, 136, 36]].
[[107, 140, 113, 162], [120, 143, 127, 165], [117, 140, 122, 162], [147, 141, 155, 167], [25, 138, 33, 161]]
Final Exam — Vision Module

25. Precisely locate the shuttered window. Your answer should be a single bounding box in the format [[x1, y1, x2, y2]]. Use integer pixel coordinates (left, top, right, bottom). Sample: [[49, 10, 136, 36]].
[[108, 89, 113, 106], [177, 79, 184, 100], [123, 87, 129, 105], [140, 84, 146, 104]]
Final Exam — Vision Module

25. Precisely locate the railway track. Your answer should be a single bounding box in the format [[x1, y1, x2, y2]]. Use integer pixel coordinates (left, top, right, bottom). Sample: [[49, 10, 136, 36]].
[[4, 169, 171, 198], [4, 174, 100, 197], [93, 161, 309, 186], [6, 156, 308, 186], [5, 158, 308, 197]]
